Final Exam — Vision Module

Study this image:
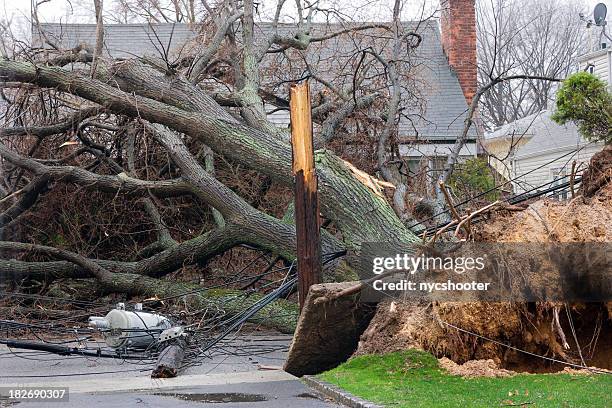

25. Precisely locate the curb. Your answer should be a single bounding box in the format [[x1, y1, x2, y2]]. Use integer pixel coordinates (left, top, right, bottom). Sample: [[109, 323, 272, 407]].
[[302, 375, 383, 408]]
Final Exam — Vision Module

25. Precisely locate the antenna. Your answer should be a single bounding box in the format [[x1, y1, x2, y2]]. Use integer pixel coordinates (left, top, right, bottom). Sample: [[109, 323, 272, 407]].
[[594, 3, 607, 26]]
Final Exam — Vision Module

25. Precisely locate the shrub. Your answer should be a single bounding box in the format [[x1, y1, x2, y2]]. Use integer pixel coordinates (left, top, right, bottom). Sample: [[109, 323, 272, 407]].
[[448, 157, 498, 201], [552, 72, 612, 144]]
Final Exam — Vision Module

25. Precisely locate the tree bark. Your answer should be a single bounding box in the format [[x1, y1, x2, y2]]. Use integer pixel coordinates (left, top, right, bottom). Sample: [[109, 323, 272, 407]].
[[0, 175, 49, 228], [0, 60, 419, 249]]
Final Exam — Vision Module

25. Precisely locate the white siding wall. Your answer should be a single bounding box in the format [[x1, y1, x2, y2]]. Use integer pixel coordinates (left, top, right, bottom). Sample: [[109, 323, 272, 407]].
[[399, 143, 478, 157], [511, 143, 604, 194], [579, 50, 611, 86], [264, 103, 290, 127]]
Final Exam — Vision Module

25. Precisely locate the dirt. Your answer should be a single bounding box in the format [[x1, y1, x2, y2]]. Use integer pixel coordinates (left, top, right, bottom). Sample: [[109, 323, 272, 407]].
[[439, 359, 611, 378], [358, 293, 612, 373], [476, 146, 612, 244], [439, 357, 515, 377], [356, 301, 427, 355], [559, 366, 612, 375], [358, 300, 529, 367], [284, 282, 375, 376], [475, 188, 612, 243], [356, 147, 612, 374], [580, 144, 612, 198]]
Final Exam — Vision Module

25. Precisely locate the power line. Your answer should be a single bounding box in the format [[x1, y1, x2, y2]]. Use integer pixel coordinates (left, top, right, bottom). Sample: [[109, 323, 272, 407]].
[[441, 320, 611, 375], [408, 143, 594, 231]]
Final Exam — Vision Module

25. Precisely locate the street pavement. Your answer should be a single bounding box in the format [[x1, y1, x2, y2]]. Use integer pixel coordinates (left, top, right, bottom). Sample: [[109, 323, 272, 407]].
[[0, 334, 342, 407]]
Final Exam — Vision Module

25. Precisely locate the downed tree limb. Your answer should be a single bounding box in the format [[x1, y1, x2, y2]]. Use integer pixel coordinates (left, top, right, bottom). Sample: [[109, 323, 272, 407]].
[[0, 130, 345, 275], [144, 122, 345, 263], [0, 175, 50, 228], [430, 200, 502, 243], [0, 107, 101, 138], [104, 273, 299, 333], [0, 214, 344, 282], [0, 60, 420, 248], [0, 241, 299, 333], [0, 141, 194, 199]]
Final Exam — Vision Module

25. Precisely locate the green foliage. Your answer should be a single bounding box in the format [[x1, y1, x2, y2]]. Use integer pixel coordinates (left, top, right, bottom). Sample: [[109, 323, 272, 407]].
[[319, 350, 612, 408], [448, 158, 498, 201], [49, 233, 68, 247], [552, 72, 612, 144]]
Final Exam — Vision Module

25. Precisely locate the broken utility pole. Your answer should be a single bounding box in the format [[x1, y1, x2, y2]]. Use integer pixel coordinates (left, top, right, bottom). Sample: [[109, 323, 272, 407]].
[[151, 327, 189, 378], [290, 80, 322, 311], [151, 337, 187, 378]]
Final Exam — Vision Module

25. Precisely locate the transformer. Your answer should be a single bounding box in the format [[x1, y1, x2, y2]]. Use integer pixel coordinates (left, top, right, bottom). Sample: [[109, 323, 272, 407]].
[[88, 303, 171, 349]]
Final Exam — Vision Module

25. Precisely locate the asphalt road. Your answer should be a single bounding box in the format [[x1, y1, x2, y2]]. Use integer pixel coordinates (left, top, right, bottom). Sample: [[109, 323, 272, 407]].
[[0, 380, 339, 408], [0, 334, 341, 407]]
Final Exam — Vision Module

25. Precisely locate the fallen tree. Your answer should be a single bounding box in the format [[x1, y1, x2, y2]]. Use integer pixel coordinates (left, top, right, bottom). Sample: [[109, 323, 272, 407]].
[[0, 0, 567, 338], [357, 149, 612, 371], [0, 1, 429, 330]]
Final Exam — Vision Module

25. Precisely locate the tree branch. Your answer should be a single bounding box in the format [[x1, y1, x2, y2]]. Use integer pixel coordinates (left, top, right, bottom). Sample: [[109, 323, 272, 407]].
[[0, 107, 101, 138], [434, 74, 563, 223], [0, 175, 49, 228], [0, 140, 193, 198], [0, 59, 419, 246]]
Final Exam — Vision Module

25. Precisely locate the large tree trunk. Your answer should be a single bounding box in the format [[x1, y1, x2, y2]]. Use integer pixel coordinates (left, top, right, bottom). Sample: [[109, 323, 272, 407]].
[[0, 60, 420, 249], [0, 59, 423, 333]]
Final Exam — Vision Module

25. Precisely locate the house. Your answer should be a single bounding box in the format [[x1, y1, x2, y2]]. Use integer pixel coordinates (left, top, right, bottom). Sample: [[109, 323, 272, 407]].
[[578, 36, 611, 87], [484, 24, 609, 198], [31, 0, 478, 180], [485, 111, 603, 198]]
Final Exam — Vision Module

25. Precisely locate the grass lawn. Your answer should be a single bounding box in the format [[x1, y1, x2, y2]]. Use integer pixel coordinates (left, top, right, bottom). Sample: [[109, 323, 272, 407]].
[[318, 350, 612, 407]]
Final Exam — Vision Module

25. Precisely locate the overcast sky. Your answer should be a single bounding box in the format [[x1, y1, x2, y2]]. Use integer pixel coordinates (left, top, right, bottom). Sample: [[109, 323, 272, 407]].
[[0, 0, 609, 35], [1, 0, 439, 22]]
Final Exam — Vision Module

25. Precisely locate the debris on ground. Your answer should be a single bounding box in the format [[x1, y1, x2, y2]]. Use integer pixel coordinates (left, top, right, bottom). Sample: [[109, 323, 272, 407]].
[[580, 144, 612, 197], [438, 357, 515, 377], [355, 147, 612, 373], [560, 366, 612, 375]]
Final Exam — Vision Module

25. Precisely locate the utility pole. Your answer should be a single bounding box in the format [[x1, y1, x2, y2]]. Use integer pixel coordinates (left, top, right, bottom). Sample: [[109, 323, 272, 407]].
[[289, 80, 322, 311]]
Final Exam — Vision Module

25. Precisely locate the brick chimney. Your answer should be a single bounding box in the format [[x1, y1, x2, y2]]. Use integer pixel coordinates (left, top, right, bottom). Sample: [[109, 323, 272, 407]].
[[440, 0, 477, 105]]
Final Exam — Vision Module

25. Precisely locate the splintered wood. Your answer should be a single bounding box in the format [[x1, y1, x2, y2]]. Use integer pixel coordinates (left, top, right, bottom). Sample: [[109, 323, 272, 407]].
[[290, 81, 322, 311], [341, 158, 395, 199]]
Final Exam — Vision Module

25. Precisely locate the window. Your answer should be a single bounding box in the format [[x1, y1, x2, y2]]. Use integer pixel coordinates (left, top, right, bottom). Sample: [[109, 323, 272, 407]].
[[430, 157, 447, 182], [585, 64, 595, 74], [550, 168, 568, 200], [407, 158, 426, 177]]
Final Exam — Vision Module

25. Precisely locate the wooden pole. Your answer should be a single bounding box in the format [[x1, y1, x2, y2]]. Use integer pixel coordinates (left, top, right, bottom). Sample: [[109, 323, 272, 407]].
[[290, 80, 322, 311], [151, 338, 187, 378]]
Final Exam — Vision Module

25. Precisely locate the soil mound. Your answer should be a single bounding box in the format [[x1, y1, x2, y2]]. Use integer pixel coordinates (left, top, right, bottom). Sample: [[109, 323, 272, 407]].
[[356, 147, 612, 373], [580, 145, 612, 198], [439, 357, 514, 377]]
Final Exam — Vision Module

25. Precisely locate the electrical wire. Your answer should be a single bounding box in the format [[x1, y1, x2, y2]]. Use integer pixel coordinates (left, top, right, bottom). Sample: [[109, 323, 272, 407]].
[[407, 142, 595, 231], [0, 251, 347, 377]]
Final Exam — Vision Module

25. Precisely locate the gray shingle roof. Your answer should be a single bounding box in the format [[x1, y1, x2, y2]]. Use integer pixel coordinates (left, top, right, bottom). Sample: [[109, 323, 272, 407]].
[[32, 23, 195, 59], [485, 110, 588, 159], [403, 21, 475, 141], [33, 21, 475, 141]]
